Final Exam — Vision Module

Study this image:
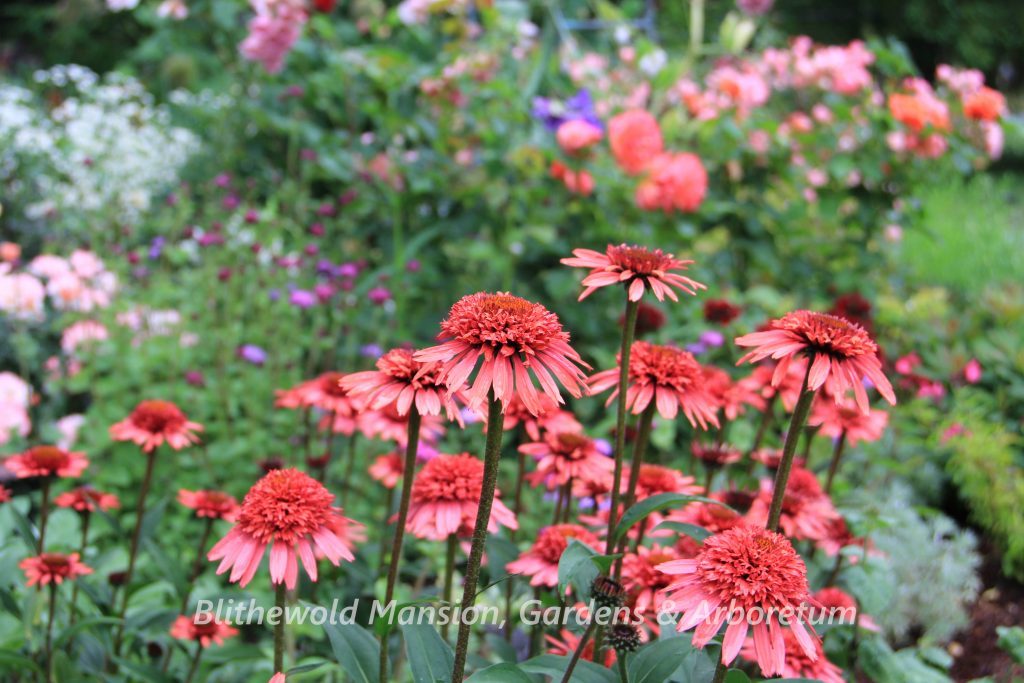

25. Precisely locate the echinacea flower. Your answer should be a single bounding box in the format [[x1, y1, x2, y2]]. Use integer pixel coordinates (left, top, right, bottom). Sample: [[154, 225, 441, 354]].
[[701, 366, 766, 421], [669, 496, 746, 535], [745, 468, 840, 541], [546, 628, 616, 667], [414, 292, 589, 416], [109, 400, 203, 452], [341, 347, 463, 422], [622, 544, 685, 614], [275, 372, 362, 418], [808, 397, 888, 446], [55, 487, 120, 513], [178, 489, 240, 521], [207, 468, 359, 589], [739, 627, 843, 683], [691, 442, 743, 469], [521, 431, 614, 489], [658, 525, 818, 677], [20, 553, 92, 586], [368, 452, 404, 489], [405, 453, 517, 540], [735, 311, 896, 414], [589, 342, 719, 429], [630, 464, 699, 500], [812, 587, 879, 631], [5, 445, 89, 479], [357, 405, 445, 447], [498, 394, 582, 442], [170, 614, 239, 648], [507, 524, 600, 587], [561, 245, 705, 303]]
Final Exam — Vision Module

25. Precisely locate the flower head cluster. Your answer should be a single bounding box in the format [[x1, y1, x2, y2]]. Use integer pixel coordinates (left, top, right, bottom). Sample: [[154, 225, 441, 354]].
[[341, 347, 463, 422], [55, 487, 120, 513], [507, 524, 600, 587], [562, 245, 705, 303], [21, 553, 93, 586], [521, 431, 614, 489], [178, 489, 240, 521], [110, 400, 203, 452]]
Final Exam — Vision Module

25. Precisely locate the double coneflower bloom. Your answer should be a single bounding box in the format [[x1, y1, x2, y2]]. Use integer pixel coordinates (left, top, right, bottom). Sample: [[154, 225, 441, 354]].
[[507, 524, 600, 587], [521, 431, 613, 489], [207, 468, 360, 588], [561, 244, 705, 302], [178, 489, 240, 521], [5, 445, 89, 478], [341, 347, 463, 422], [21, 553, 93, 586], [415, 292, 589, 416]]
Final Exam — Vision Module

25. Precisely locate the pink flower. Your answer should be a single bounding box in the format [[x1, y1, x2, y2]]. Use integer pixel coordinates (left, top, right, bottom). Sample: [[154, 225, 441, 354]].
[[6, 445, 89, 478], [170, 614, 239, 647], [110, 400, 203, 452], [556, 120, 603, 154], [507, 524, 600, 587], [239, 0, 308, 74], [521, 431, 614, 489], [635, 153, 708, 214], [561, 244, 705, 303], [963, 359, 982, 384], [608, 110, 663, 175]]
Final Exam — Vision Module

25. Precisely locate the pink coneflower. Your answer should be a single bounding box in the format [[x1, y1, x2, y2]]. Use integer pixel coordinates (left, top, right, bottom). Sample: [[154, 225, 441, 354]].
[[670, 496, 746, 535], [109, 400, 203, 452], [812, 587, 879, 631], [368, 452, 404, 489], [589, 342, 719, 429], [20, 553, 92, 586], [701, 367, 766, 421], [414, 292, 589, 416], [405, 454, 517, 540], [691, 442, 743, 468], [735, 311, 896, 413], [750, 448, 805, 470], [622, 544, 683, 614], [561, 245, 705, 303], [288, 372, 362, 417], [178, 489, 240, 521], [507, 524, 600, 587], [704, 299, 742, 325], [341, 348, 464, 422], [808, 397, 888, 446], [746, 468, 840, 541], [269, 674, 286, 683], [207, 468, 359, 589], [631, 464, 699, 500], [357, 404, 444, 447], [55, 487, 120, 512], [498, 394, 582, 441], [659, 525, 818, 677], [739, 628, 843, 683], [522, 431, 614, 489], [5, 445, 89, 478], [170, 614, 239, 647], [546, 629, 616, 667]]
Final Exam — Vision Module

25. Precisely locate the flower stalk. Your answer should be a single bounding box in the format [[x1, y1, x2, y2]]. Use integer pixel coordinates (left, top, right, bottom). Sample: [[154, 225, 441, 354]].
[[766, 365, 814, 533], [113, 449, 159, 655], [605, 297, 640, 554], [824, 429, 847, 494]]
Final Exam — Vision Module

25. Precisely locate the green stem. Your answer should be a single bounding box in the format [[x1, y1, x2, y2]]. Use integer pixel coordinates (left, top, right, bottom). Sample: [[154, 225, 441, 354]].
[[765, 365, 815, 532], [38, 478, 52, 554], [824, 430, 847, 494], [711, 659, 728, 683], [45, 583, 57, 683], [443, 533, 457, 642], [613, 403, 655, 577], [274, 582, 287, 673], [380, 407, 422, 683], [181, 518, 214, 613], [689, 0, 706, 60], [184, 645, 203, 683], [703, 466, 715, 497], [618, 655, 630, 683], [69, 512, 90, 626], [113, 449, 158, 655], [746, 394, 776, 461], [559, 620, 598, 683], [605, 297, 640, 554], [451, 393, 505, 683]]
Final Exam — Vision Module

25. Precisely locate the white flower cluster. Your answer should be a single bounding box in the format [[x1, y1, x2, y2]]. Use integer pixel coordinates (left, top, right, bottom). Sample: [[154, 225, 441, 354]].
[[0, 65, 199, 228]]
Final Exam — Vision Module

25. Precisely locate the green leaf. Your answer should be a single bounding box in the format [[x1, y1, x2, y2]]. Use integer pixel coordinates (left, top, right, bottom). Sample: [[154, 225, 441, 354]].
[[628, 636, 697, 683], [54, 616, 122, 648], [724, 671, 751, 683], [997, 626, 1024, 664], [0, 651, 43, 674], [557, 539, 599, 600], [323, 621, 380, 683], [613, 494, 729, 546], [520, 654, 617, 683], [286, 661, 327, 675], [402, 620, 454, 683], [650, 521, 712, 542], [6, 503, 37, 552], [466, 662, 535, 682]]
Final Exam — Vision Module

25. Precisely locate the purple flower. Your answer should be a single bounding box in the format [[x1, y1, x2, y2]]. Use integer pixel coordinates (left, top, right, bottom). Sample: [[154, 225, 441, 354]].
[[213, 173, 232, 188], [595, 438, 613, 456], [244, 209, 260, 224], [238, 344, 267, 366], [268, 288, 281, 301], [289, 289, 317, 308], [337, 262, 359, 278], [685, 341, 707, 355], [406, 259, 421, 273], [314, 283, 334, 302], [360, 343, 383, 358], [148, 236, 165, 260], [367, 287, 392, 305], [184, 370, 205, 387], [316, 203, 336, 217], [699, 330, 725, 348], [532, 89, 602, 131], [222, 194, 240, 210], [315, 259, 334, 276]]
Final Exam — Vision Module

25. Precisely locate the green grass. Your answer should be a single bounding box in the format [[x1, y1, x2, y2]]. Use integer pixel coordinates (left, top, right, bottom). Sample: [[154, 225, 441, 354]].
[[901, 172, 1024, 294]]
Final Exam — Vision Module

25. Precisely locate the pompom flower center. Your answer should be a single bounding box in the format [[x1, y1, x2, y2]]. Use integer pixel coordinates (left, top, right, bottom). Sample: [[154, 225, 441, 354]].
[[130, 400, 187, 433], [235, 469, 335, 545], [630, 343, 702, 389], [695, 527, 809, 610], [377, 348, 444, 387], [440, 292, 567, 358], [534, 525, 594, 563], [776, 311, 876, 359], [413, 455, 484, 503], [553, 432, 595, 459], [40, 554, 72, 572]]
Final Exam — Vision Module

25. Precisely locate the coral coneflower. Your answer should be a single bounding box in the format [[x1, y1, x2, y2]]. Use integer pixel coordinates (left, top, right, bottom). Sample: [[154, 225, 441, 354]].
[[521, 431, 614, 489], [357, 405, 444, 447], [368, 451, 404, 489], [109, 400, 203, 452], [341, 348, 464, 422], [499, 394, 582, 442], [739, 627, 843, 683], [507, 524, 600, 587], [178, 489, 240, 521], [659, 525, 818, 677], [745, 469, 840, 542], [275, 372, 361, 416], [561, 245, 705, 303], [170, 614, 239, 647], [5, 445, 89, 478], [622, 544, 684, 615], [812, 587, 879, 631], [735, 311, 895, 414], [670, 496, 746, 535], [20, 553, 92, 586], [692, 442, 743, 468], [750, 448, 805, 470], [55, 487, 120, 512], [414, 292, 588, 416], [701, 366, 766, 421], [808, 397, 888, 446], [207, 468, 359, 589], [590, 342, 719, 429], [405, 454, 517, 540], [631, 464, 699, 500], [546, 628, 616, 667], [704, 299, 742, 325]]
